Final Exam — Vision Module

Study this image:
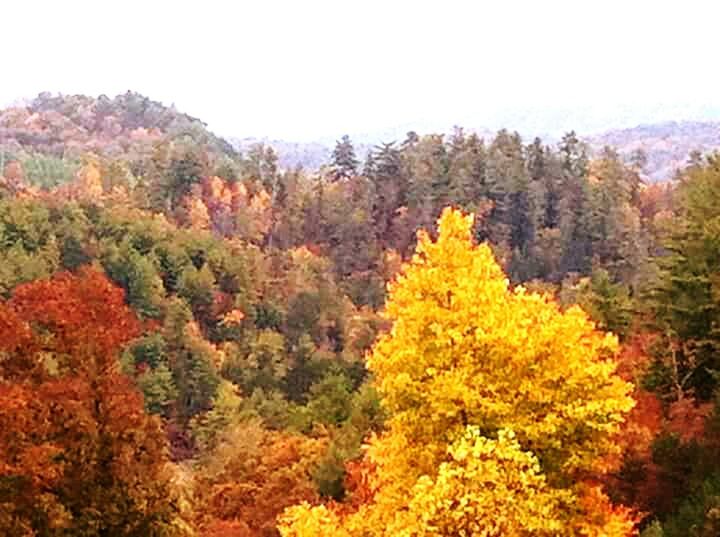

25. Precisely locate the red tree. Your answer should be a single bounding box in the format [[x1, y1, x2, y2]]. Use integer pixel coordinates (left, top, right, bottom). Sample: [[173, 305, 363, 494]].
[[0, 268, 185, 536]]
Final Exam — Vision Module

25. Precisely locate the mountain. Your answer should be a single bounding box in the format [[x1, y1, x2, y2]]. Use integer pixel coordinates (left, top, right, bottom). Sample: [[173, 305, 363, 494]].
[[0, 91, 240, 188], [232, 126, 496, 173], [231, 137, 336, 171], [585, 120, 720, 181]]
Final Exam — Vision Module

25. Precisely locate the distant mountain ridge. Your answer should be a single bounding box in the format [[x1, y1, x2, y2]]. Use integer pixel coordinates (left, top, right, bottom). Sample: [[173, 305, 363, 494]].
[[235, 121, 720, 182], [585, 120, 720, 181], [231, 137, 336, 172]]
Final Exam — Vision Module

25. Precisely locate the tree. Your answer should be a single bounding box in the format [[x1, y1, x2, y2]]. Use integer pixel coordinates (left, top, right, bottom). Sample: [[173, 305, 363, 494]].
[[367, 142, 405, 246], [0, 268, 188, 536], [527, 137, 562, 231], [445, 129, 489, 216], [196, 420, 326, 537], [404, 134, 449, 212], [558, 131, 593, 276], [245, 143, 280, 194], [177, 262, 218, 322], [483, 129, 527, 262], [162, 298, 222, 420], [397, 428, 572, 536], [280, 208, 636, 537], [588, 148, 646, 284], [148, 142, 208, 212], [649, 154, 720, 402], [331, 135, 359, 181], [101, 240, 166, 318]]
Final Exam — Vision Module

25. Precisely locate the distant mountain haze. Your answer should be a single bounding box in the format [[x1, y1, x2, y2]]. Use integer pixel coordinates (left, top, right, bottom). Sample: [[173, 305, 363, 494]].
[[3, 91, 720, 182], [234, 118, 720, 182]]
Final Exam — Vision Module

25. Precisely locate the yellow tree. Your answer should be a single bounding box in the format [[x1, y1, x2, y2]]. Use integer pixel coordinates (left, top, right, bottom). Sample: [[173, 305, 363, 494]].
[[280, 207, 636, 537]]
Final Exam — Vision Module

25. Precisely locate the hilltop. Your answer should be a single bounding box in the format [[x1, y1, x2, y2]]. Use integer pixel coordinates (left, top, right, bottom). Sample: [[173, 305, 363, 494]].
[[1, 91, 236, 157], [3, 92, 720, 182], [0, 91, 238, 188]]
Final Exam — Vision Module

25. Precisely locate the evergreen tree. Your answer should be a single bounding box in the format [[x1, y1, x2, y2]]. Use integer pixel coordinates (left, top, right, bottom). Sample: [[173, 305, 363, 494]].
[[484, 130, 526, 256], [246, 143, 280, 194], [368, 142, 404, 245], [589, 147, 646, 283], [558, 131, 593, 276], [650, 154, 720, 401], [330, 135, 359, 181], [527, 137, 561, 230]]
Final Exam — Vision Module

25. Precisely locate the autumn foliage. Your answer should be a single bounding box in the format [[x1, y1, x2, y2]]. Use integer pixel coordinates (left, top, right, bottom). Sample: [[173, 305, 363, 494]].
[[0, 268, 185, 536], [280, 208, 637, 537], [9, 267, 141, 360], [3, 93, 720, 536], [196, 421, 327, 537]]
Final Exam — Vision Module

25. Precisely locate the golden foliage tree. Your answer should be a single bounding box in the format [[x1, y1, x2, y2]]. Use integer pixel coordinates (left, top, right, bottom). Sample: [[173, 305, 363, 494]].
[[280, 207, 636, 537]]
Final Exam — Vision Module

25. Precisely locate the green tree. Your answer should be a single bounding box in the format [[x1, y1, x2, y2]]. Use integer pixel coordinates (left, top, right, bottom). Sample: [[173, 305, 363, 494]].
[[650, 154, 720, 401], [163, 299, 222, 420], [331, 135, 359, 181], [558, 131, 593, 276]]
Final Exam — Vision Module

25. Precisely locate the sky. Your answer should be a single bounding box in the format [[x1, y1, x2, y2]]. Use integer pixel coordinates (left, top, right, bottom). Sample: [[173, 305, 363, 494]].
[[2, 0, 719, 142]]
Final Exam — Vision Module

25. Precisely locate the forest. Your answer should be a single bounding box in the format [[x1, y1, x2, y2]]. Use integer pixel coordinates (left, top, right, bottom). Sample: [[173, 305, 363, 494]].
[[0, 92, 719, 536]]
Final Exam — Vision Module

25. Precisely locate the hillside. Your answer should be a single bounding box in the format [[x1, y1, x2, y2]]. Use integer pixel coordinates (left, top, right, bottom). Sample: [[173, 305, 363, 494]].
[[1, 92, 236, 157], [3, 90, 720, 537], [586, 120, 720, 181], [0, 91, 239, 188]]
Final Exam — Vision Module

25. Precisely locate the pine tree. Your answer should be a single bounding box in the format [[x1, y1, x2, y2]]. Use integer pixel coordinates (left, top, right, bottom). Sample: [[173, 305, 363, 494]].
[[331, 135, 359, 181], [650, 153, 720, 401], [558, 131, 593, 276], [367, 142, 404, 246]]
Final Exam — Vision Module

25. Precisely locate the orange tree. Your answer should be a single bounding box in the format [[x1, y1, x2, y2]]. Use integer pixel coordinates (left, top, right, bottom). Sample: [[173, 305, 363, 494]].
[[0, 268, 189, 536]]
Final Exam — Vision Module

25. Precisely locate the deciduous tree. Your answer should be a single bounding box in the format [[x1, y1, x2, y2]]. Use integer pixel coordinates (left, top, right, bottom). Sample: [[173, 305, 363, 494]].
[[280, 208, 636, 537]]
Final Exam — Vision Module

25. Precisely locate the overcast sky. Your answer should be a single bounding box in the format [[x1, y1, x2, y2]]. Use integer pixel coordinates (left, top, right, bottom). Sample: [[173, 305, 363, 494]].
[[2, 0, 719, 141]]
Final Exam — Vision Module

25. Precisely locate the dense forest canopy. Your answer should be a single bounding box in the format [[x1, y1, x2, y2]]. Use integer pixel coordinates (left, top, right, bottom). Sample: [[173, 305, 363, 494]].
[[1, 92, 719, 537]]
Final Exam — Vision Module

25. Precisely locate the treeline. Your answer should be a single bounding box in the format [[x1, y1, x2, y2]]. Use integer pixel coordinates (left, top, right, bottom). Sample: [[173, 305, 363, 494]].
[[0, 93, 718, 536], [1, 93, 663, 290], [323, 129, 654, 284]]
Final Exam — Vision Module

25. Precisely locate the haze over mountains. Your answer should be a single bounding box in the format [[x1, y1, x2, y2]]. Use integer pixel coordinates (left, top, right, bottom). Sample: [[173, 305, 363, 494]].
[[234, 118, 720, 182], [228, 100, 720, 182]]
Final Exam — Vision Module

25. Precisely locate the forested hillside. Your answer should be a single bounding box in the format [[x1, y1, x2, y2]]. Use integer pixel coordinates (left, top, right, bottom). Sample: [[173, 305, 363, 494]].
[[1, 92, 719, 537], [587, 120, 720, 181]]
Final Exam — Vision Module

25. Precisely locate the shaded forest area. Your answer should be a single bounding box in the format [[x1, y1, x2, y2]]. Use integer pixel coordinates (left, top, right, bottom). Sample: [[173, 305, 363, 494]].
[[1, 92, 719, 536]]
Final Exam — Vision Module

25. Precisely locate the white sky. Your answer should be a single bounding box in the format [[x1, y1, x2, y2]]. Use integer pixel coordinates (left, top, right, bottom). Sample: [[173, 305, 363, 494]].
[[2, 0, 719, 141]]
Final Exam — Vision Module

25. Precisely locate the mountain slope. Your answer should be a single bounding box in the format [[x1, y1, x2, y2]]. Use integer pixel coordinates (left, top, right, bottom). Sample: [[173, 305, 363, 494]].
[[585, 120, 720, 181], [0, 91, 237, 160]]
